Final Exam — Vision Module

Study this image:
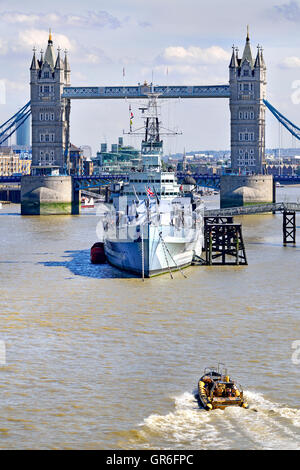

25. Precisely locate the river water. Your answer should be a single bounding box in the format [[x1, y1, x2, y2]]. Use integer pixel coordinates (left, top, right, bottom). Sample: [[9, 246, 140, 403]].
[[0, 186, 299, 450]]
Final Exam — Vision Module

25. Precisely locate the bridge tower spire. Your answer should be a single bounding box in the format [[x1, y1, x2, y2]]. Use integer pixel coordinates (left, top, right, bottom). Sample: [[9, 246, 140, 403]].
[[30, 30, 71, 174], [229, 28, 266, 174]]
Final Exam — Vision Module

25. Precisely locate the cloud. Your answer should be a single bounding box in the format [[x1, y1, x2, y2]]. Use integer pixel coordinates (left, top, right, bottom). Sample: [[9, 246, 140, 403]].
[[157, 45, 231, 66], [73, 48, 112, 65], [0, 38, 8, 55], [84, 54, 100, 64], [1, 10, 122, 29], [17, 29, 74, 52], [2, 12, 40, 24], [143, 64, 201, 76], [273, 1, 300, 21], [66, 11, 121, 29], [279, 55, 300, 67], [4, 78, 27, 92], [140, 44, 230, 85], [138, 21, 151, 28], [1, 26, 111, 67], [141, 64, 228, 86]]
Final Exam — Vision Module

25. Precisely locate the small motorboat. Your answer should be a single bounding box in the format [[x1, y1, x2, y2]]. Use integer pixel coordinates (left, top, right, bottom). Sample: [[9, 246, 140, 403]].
[[197, 364, 248, 411]]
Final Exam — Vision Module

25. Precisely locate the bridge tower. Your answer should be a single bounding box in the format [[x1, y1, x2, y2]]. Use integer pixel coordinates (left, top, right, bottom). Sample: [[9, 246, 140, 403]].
[[229, 28, 266, 174], [30, 30, 71, 174], [21, 32, 79, 215]]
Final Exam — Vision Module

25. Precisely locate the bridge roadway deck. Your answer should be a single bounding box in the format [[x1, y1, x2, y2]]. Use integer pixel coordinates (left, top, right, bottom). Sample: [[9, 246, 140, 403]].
[[1, 174, 300, 188], [205, 202, 300, 217]]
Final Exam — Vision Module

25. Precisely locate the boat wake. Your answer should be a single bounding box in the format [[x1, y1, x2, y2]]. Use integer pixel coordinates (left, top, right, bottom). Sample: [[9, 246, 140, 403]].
[[137, 391, 300, 450]]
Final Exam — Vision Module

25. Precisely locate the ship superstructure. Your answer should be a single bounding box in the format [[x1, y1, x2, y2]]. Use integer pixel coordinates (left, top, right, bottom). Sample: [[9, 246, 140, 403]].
[[123, 92, 181, 202]]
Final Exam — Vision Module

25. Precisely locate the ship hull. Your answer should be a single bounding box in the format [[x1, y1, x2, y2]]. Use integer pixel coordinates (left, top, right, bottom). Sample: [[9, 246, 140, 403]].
[[104, 224, 202, 277]]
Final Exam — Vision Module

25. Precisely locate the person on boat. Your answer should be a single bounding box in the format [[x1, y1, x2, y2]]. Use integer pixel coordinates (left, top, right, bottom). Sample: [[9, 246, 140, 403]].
[[201, 376, 213, 392], [202, 375, 212, 383], [214, 384, 225, 397], [198, 377, 213, 410], [226, 384, 240, 398]]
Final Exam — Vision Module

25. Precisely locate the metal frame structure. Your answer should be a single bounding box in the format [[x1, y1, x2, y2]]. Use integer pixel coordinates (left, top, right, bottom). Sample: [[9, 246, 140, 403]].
[[204, 221, 248, 266], [205, 202, 300, 217], [283, 210, 296, 245]]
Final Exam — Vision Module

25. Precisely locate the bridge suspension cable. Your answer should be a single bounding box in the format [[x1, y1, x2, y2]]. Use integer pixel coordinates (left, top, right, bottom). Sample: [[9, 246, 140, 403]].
[[0, 101, 31, 145], [263, 99, 300, 141]]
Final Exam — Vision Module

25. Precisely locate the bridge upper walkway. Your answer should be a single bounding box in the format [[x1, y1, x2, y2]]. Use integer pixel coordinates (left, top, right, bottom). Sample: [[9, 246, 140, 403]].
[[61, 84, 230, 100]]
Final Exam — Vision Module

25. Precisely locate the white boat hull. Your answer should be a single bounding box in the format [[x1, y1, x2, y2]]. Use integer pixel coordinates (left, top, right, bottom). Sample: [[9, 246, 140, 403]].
[[104, 224, 203, 277]]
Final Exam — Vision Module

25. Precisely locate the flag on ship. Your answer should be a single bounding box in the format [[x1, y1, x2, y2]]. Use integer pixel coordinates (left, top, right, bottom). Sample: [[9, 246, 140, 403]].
[[129, 106, 134, 130], [147, 187, 155, 197]]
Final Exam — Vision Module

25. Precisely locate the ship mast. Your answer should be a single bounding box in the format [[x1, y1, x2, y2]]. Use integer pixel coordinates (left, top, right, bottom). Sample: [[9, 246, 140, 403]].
[[142, 93, 162, 155], [124, 91, 182, 155]]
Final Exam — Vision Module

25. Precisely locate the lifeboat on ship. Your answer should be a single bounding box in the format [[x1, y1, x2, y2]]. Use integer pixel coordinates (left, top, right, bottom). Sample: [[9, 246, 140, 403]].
[[81, 197, 94, 208], [197, 365, 249, 411], [90, 242, 106, 264]]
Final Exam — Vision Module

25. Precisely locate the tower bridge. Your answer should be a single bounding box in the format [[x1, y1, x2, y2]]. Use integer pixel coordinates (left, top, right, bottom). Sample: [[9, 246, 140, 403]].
[[28, 28, 266, 176], [0, 28, 298, 214]]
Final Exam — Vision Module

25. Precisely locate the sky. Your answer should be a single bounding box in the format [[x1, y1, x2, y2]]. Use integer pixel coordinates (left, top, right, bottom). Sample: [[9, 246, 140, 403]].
[[1, 0, 300, 155]]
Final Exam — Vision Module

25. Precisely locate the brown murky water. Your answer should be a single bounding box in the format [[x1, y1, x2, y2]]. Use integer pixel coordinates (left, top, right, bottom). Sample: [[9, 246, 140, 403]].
[[0, 187, 299, 449]]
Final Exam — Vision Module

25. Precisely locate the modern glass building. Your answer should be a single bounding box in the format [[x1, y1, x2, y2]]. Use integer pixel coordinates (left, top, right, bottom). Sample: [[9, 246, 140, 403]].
[[94, 137, 141, 173], [16, 117, 30, 146]]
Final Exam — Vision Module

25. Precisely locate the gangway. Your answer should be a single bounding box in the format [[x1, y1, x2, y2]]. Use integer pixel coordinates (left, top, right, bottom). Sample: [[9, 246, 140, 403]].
[[205, 202, 300, 217]]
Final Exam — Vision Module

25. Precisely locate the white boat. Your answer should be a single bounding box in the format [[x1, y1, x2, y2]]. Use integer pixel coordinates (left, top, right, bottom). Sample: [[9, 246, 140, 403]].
[[103, 196, 204, 277], [0, 202, 2, 210], [81, 196, 94, 208]]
